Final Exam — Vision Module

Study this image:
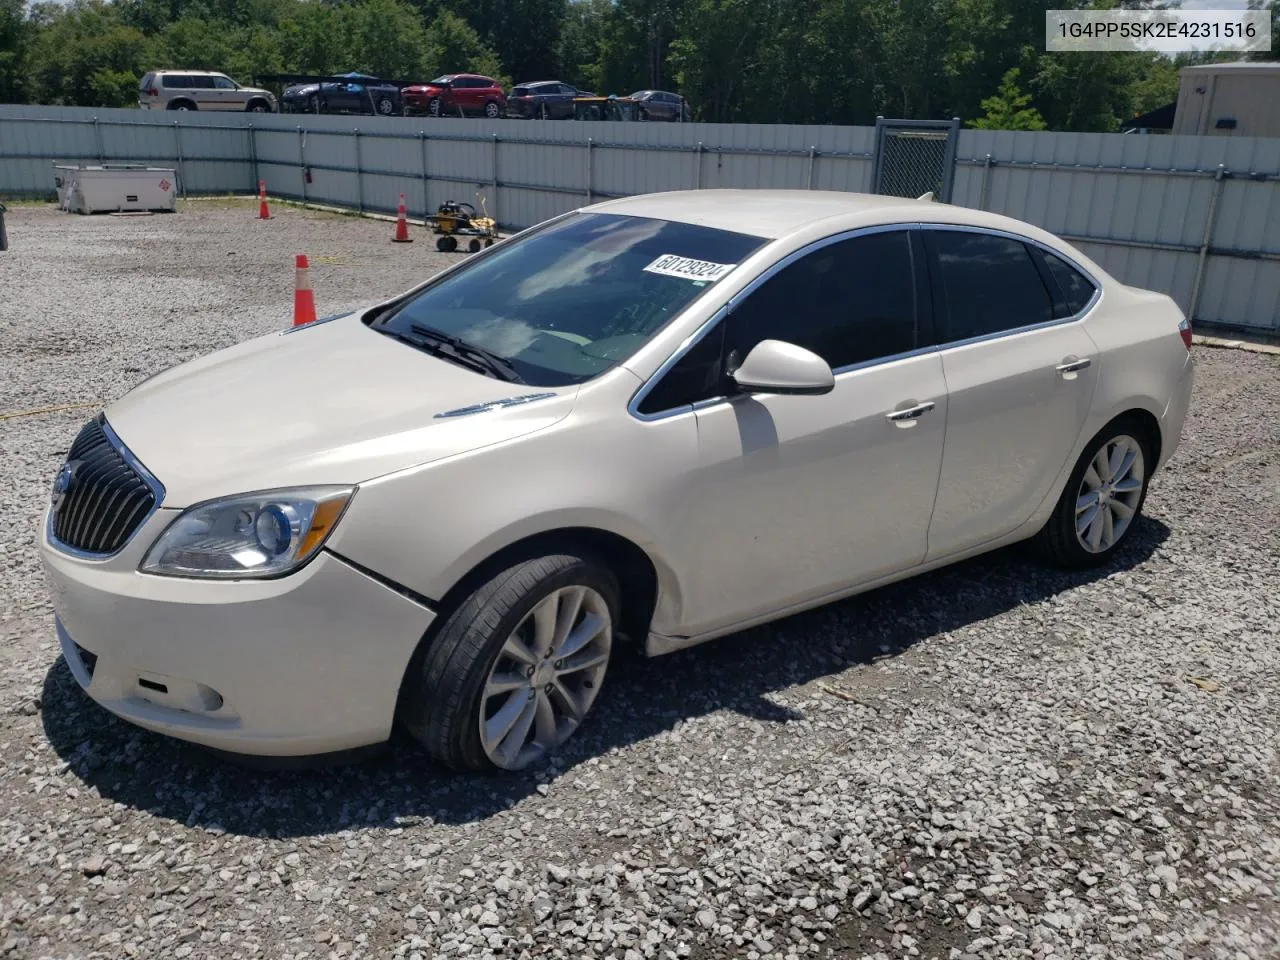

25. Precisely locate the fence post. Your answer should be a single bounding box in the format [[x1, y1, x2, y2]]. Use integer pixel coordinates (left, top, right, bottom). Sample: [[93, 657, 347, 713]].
[[805, 146, 817, 189], [172, 121, 187, 198], [1189, 164, 1228, 324], [420, 130, 429, 220], [977, 154, 993, 210], [694, 141, 703, 188], [585, 138, 594, 204], [491, 133, 500, 224], [248, 123, 259, 195], [297, 126, 308, 208], [92, 116, 104, 163], [353, 128, 363, 213]]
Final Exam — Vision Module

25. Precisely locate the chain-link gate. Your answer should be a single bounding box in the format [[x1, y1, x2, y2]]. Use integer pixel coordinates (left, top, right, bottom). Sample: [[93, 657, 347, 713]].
[[871, 118, 960, 202]]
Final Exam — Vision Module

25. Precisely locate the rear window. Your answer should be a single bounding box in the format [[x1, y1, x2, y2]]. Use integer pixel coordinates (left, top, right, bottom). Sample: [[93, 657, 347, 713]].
[[375, 213, 767, 387], [513, 87, 529, 96], [140, 72, 156, 91], [1042, 250, 1098, 317]]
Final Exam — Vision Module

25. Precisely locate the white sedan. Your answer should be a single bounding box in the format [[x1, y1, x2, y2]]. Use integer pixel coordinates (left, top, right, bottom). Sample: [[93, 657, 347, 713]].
[[40, 190, 1195, 771]]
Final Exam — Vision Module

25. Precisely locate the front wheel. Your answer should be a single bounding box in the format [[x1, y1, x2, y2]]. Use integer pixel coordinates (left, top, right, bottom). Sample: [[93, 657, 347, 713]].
[[428, 97, 441, 117], [1033, 416, 1154, 568], [398, 553, 618, 771]]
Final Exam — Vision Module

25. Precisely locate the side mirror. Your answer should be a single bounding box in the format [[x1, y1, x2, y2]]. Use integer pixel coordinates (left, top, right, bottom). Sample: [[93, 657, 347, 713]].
[[729, 340, 835, 396]]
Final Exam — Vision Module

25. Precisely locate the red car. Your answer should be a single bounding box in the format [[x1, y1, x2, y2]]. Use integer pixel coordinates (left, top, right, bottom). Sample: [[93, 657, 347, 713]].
[[401, 75, 506, 118]]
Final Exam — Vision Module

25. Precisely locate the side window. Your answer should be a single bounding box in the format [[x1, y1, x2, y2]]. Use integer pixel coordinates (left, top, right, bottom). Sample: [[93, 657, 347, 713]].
[[1042, 250, 1097, 317], [212, 76, 236, 90], [161, 75, 186, 89], [726, 231, 918, 371], [636, 323, 727, 415], [928, 231, 1053, 342], [188, 75, 214, 89]]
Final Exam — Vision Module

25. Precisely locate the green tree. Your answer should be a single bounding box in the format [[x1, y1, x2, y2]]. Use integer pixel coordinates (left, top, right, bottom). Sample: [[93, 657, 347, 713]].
[[436, 0, 566, 83], [422, 9, 505, 84], [0, 0, 31, 103], [970, 67, 1046, 130], [27, 0, 157, 105], [557, 0, 610, 90]]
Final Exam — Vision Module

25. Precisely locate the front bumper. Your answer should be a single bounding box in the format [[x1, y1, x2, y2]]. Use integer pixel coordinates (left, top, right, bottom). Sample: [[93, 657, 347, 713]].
[[41, 507, 435, 756]]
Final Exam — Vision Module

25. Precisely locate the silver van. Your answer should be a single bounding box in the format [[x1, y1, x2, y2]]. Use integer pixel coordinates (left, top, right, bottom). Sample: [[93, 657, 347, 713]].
[[139, 71, 277, 112]]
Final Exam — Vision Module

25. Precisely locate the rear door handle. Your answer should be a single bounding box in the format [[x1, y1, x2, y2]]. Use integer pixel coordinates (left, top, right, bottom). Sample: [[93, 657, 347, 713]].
[[1056, 357, 1092, 376], [885, 400, 936, 425]]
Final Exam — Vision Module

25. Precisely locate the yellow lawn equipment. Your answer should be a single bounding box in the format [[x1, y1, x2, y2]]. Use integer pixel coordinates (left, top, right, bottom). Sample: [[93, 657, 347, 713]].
[[426, 193, 498, 252]]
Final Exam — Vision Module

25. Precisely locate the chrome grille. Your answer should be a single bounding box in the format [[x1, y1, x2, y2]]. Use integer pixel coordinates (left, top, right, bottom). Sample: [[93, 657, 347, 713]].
[[50, 416, 161, 556]]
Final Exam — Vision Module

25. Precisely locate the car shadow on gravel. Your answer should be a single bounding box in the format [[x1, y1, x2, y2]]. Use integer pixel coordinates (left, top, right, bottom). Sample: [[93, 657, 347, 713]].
[[40, 517, 1169, 838]]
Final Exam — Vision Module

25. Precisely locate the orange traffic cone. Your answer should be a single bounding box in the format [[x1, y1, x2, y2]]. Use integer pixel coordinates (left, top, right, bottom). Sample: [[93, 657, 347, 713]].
[[257, 180, 272, 220], [392, 193, 413, 243], [293, 254, 316, 326]]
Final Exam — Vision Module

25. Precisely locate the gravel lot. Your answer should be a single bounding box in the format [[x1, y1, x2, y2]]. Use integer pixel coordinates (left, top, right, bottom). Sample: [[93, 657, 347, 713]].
[[1, 200, 1278, 960]]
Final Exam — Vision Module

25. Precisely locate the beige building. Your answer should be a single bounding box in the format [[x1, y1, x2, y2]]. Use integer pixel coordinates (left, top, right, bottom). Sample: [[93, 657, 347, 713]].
[[1172, 61, 1280, 138]]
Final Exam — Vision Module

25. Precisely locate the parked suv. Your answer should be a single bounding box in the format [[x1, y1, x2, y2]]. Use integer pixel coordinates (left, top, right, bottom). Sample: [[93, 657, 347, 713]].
[[139, 71, 276, 112], [401, 75, 506, 118], [507, 80, 594, 119]]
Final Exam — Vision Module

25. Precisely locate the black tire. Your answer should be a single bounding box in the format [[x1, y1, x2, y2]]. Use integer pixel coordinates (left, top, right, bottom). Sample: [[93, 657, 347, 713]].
[[168, 100, 195, 111], [1032, 414, 1155, 569], [247, 99, 270, 113], [398, 552, 620, 771], [429, 97, 441, 117], [484, 100, 501, 119], [484, 238, 494, 247], [376, 96, 395, 116], [468, 238, 481, 253]]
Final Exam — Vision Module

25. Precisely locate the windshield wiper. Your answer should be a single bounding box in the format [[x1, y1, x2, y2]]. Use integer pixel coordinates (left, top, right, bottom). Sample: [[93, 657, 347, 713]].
[[409, 323, 526, 384]]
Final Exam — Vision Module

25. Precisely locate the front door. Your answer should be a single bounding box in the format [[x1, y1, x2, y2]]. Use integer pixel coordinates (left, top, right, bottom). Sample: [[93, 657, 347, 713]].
[[921, 228, 1101, 560], [649, 229, 948, 637]]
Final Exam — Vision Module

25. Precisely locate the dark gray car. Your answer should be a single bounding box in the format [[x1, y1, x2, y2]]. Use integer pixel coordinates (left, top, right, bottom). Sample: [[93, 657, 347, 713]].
[[628, 90, 688, 121], [507, 81, 594, 119]]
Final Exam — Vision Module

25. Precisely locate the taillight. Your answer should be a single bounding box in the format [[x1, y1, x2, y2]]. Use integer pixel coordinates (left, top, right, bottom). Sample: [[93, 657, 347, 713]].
[[1178, 316, 1193, 351]]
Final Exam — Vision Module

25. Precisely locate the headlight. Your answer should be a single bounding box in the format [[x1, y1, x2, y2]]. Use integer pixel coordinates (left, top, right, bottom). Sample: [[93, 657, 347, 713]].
[[140, 486, 353, 579]]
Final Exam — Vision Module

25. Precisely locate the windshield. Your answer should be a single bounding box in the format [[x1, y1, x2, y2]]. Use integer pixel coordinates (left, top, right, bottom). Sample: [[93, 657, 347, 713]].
[[375, 213, 766, 387]]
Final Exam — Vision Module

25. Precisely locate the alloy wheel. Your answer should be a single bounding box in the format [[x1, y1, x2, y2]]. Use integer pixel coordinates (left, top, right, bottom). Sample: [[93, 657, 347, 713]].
[[1075, 434, 1145, 553], [478, 585, 611, 770]]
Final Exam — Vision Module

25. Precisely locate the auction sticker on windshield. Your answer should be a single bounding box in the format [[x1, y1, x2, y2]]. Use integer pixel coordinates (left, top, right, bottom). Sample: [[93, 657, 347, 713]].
[[643, 254, 737, 282]]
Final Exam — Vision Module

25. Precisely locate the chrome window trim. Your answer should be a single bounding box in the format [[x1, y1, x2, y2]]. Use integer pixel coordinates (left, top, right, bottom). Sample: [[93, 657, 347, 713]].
[[47, 417, 167, 562], [627, 221, 1104, 422]]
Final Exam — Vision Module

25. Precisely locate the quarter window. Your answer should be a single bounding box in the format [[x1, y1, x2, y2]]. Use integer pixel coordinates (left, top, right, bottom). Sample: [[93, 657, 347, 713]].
[[726, 230, 918, 371], [1042, 250, 1097, 317], [928, 231, 1053, 342]]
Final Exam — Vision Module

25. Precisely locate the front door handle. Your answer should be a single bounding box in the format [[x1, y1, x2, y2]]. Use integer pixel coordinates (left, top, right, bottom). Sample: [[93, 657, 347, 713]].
[[885, 400, 936, 426], [1056, 356, 1092, 378]]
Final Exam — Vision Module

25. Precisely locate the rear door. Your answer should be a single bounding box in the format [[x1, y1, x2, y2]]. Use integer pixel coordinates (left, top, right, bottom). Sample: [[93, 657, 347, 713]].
[[459, 77, 485, 112], [922, 227, 1101, 560]]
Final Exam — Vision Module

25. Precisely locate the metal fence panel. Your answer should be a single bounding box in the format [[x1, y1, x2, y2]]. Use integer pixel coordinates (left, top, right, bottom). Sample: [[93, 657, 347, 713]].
[[3, 104, 1277, 332]]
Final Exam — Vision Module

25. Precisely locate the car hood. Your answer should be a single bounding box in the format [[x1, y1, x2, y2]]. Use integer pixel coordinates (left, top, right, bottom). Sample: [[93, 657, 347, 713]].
[[104, 314, 576, 508]]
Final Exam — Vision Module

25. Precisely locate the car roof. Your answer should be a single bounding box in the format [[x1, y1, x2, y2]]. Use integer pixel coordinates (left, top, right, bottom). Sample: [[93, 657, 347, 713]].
[[155, 69, 226, 75], [585, 189, 1067, 243]]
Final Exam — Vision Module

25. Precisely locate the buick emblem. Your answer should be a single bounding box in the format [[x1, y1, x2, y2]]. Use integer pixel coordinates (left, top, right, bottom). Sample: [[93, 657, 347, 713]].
[[51, 460, 79, 513]]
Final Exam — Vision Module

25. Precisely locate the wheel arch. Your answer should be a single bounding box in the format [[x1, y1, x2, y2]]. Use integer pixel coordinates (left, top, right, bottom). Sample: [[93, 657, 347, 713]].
[[167, 98, 196, 110], [430, 525, 664, 650]]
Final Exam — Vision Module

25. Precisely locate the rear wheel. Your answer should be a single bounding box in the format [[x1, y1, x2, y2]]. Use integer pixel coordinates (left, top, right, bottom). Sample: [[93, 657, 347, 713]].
[[398, 553, 618, 771], [247, 99, 270, 113], [1034, 415, 1154, 568], [376, 95, 395, 116], [168, 100, 195, 112], [468, 238, 481, 253], [484, 100, 501, 119], [429, 97, 442, 117], [436, 235, 457, 252]]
